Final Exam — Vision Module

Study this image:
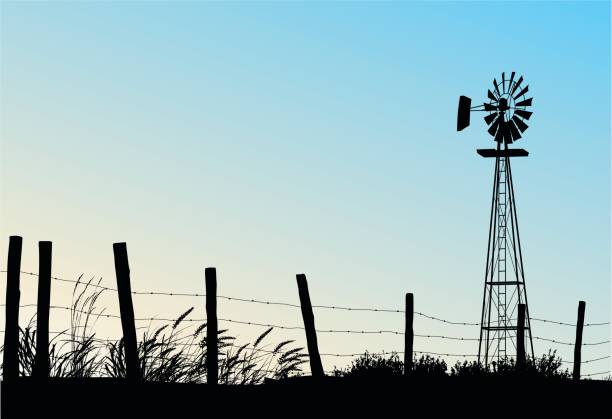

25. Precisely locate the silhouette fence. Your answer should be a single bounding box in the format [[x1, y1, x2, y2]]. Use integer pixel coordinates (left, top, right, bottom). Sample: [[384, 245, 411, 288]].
[[2, 236, 611, 382]]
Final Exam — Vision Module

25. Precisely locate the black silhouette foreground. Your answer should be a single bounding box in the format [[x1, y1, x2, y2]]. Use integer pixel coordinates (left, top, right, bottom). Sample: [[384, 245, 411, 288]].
[[2, 221, 610, 419], [2, 336, 611, 416], [2, 372, 610, 417]]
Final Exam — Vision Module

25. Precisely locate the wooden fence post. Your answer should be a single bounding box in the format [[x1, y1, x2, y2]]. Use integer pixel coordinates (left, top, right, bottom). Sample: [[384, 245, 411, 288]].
[[205, 267, 218, 385], [113, 242, 140, 381], [404, 293, 414, 375], [3, 236, 22, 380], [572, 300, 586, 381], [33, 241, 52, 378], [296, 274, 324, 378], [516, 303, 526, 370]]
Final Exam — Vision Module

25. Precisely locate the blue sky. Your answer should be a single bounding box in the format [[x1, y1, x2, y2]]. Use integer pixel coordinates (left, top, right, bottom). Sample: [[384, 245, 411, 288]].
[[0, 1, 610, 375]]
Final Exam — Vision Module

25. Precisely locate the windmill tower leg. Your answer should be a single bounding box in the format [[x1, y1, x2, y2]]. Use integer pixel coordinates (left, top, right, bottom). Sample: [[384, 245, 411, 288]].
[[506, 156, 535, 360], [478, 153, 500, 365]]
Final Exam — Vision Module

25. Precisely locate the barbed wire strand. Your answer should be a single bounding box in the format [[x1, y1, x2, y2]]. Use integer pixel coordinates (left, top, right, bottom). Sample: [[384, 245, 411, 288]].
[[561, 355, 611, 365], [2, 303, 610, 346], [582, 371, 611, 377], [533, 336, 610, 347]]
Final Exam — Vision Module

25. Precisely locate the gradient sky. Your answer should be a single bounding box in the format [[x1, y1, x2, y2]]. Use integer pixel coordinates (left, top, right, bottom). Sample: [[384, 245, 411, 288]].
[[0, 1, 610, 376]]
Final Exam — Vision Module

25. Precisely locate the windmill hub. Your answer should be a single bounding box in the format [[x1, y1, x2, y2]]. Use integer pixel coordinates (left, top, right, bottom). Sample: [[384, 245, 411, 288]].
[[498, 97, 509, 112]]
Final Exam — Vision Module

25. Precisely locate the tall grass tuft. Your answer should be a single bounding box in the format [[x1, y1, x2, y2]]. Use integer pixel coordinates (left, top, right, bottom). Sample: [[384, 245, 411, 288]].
[[1, 275, 308, 383]]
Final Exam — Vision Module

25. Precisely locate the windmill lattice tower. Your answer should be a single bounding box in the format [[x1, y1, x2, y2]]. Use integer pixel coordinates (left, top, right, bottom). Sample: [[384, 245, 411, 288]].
[[457, 72, 535, 365]]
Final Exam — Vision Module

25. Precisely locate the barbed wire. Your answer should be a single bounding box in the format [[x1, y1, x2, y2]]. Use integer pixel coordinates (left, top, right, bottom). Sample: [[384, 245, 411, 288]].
[[533, 336, 610, 347], [561, 355, 611, 365], [0, 304, 489, 339], [11, 271, 477, 322], [223, 344, 479, 358], [6, 270, 610, 328], [0, 329, 479, 359], [3, 303, 611, 347], [414, 312, 479, 326], [531, 317, 610, 327], [582, 371, 611, 378]]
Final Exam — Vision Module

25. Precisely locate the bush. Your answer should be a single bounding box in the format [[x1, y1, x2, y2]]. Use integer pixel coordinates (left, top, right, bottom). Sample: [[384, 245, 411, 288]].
[[411, 355, 447, 377], [529, 350, 570, 379], [450, 360, 488, 377], [332, 353, 447, 378], [334, 351, 570, 381], [332, 351, 403, 378], [451, 350, 570, 380]]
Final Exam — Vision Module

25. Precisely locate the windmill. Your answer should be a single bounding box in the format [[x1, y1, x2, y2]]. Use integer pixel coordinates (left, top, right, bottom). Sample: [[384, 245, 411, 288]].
[[457, 72, 534, 365]]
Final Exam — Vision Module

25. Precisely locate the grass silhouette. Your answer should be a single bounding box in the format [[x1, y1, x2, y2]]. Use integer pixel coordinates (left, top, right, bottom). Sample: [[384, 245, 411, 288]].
[[1, 276, 308, 383]]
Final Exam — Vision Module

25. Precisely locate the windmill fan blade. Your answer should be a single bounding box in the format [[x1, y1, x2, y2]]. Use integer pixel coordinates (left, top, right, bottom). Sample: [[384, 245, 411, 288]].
[[512, 115, 529, 132], [514, 109, 532, 120], [508, 119, 522, 141], [484, 103, 497, 111], [503, 123, 513, 144], [488, 115, 501, 136], [488, 90, 497, 101], [508, 72, 516, 89], [494, 120, 505, 142], [515, 98, 533, 107], [514, 85, 529, 100], [484, 112, 498, 125], [511, 76, 524, 95], [493, 78, 501, 96], [502, 72, 506, 93]]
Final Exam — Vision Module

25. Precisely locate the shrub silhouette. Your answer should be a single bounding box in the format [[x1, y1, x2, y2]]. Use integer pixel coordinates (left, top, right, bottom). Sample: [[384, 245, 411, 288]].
[[450, 359, 488, 377], [332, 351, 403, 377], [333, 351, 571, 380], [332, 352, 447, 378], [450, 350, 571, 379], [411, 354, 447, 377]]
